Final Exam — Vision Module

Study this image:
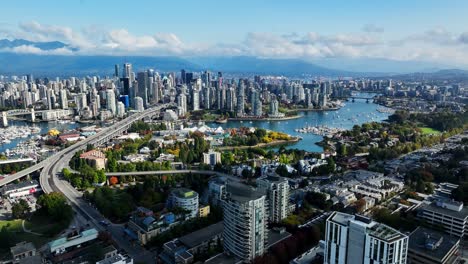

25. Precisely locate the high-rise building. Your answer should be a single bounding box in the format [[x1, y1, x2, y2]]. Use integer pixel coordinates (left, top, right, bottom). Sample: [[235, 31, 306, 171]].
[[134, 96, 144, 112], [256, 176, 290, 223], [177, 93, 187, 116], [223, 182, 268, 261], [59, 89, 68, 110], [137, 72, 148, 106], [226, 87, 235, 112], [106, 89, 116, 115], [237, 83, 245, 117], [114, 64, 119, 78], [123, 63, 132, 79], [251, 89, 262, 116], [324, 212, 408, 264], [203, 87, 210, 110], [269, 95, 279, 117], [116, 101, 125, 118], [192, 89, 200, 111]]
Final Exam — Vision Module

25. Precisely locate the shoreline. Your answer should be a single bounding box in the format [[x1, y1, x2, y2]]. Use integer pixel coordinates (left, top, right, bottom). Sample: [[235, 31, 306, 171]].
[[215, 137, 300, 151], [226, 115, 302, 122]]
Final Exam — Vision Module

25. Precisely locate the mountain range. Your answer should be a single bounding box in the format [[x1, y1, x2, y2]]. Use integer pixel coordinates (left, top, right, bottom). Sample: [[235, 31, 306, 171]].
[[1, 38, 467, 78]]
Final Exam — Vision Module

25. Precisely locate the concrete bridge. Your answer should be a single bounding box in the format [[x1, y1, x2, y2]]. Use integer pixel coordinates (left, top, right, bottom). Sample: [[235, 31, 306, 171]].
[[1, 109, 75, 127], [0, 103, 175, 188], [105, 170, 239, 182]]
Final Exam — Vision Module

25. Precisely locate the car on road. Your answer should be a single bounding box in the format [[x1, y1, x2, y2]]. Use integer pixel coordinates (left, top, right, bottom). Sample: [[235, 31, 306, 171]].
[[99, 220, 110, 226]]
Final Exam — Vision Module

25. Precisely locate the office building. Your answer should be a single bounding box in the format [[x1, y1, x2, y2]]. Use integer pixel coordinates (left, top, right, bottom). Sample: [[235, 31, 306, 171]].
[[223, 182, 268, 261], [324, 212, 408, 264], [420, 200, 467, 238], [257, 176, 290, 223], [168, 188, 199, 219], [408, 227, 460, 264]]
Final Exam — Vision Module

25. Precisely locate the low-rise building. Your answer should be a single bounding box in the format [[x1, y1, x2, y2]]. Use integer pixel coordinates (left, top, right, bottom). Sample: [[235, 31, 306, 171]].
[[199, 205, 210, 218], [48, 228, 99, 255], [10, 241, 38, 264], [167, 188, 199, 219], [408, 227, 460, 264], [203, 150, 221, 166], [97, 254, 134, 264], [160, 222, 224, 264], [1, 180, 40, 198], [80, 150, 107, 170], [127, 208, 176, 245], [420, 200, 467, 238]]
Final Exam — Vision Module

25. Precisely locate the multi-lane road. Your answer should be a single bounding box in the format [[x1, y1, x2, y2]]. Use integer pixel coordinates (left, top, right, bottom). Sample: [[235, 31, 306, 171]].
[[14, 103, 172, 262]]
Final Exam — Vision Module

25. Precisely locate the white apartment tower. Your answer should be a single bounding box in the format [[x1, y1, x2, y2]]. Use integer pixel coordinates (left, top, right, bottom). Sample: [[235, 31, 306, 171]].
[[223, 182, 268, 262], [325, 212, 408, 264], [256, 176, 290, 223], [106, 89, 116, 115]]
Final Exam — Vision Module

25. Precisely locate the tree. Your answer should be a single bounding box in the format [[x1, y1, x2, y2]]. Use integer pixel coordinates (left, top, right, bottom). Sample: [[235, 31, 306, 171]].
[[11, 199, 30, 219], [109, 176, 118, 185], [62, 168, 71, 179], [355, 198, 366, 213], [275, 164, 289, 177], [37, 192, 73, 222], [452, 183, 468, 203], [0, 227, 13, 249]]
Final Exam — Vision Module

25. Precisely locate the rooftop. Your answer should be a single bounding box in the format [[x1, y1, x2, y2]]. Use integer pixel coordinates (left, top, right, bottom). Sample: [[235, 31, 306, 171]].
[[328, 211, 355, 226], [1, 180, 38, 194], [226, 181, 265, 202], [408, 227, 460, 262], [423, 202, 468, 219], [10, 241, 35, 256], [48, 228, 98, 249], [368, 223, 406, 242], [171, 188, 198, 199], [179, 221, 223, 248]]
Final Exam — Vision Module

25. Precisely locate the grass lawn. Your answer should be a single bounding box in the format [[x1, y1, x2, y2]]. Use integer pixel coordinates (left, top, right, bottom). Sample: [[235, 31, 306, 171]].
[[0, 218, 52, 254], [0, 219, 23, 232], [419, 127, 441, 135], [24, 214, 69, 237]]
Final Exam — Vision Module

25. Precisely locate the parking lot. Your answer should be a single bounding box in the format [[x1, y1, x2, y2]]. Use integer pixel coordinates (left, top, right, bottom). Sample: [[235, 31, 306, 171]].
[[0, 194, 38, 220]]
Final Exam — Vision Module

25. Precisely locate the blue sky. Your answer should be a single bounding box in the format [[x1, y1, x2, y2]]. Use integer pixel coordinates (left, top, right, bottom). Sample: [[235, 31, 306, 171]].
[[1, 0, 468, 66]]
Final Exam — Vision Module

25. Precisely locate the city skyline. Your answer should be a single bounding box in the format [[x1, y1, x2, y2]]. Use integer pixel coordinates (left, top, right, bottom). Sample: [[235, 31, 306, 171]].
[[2, 1, 468, 67]]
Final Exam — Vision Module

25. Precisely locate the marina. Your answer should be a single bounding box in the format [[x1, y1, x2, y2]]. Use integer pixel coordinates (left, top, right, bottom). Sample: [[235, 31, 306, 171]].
[[295, 126, 346, 136], [209, 93, 393, 152]]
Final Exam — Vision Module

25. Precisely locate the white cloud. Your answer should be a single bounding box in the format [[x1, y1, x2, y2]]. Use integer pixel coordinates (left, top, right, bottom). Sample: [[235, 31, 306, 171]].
[[3, 21, 468, 66], [1, 45, 74, 55], [18, 21, 93, 49]]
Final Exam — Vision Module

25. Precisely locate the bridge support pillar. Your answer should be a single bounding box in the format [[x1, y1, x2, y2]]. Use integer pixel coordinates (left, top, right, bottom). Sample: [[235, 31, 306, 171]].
[[1, 112, 7, 127], [30, 108, 35, 122]]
